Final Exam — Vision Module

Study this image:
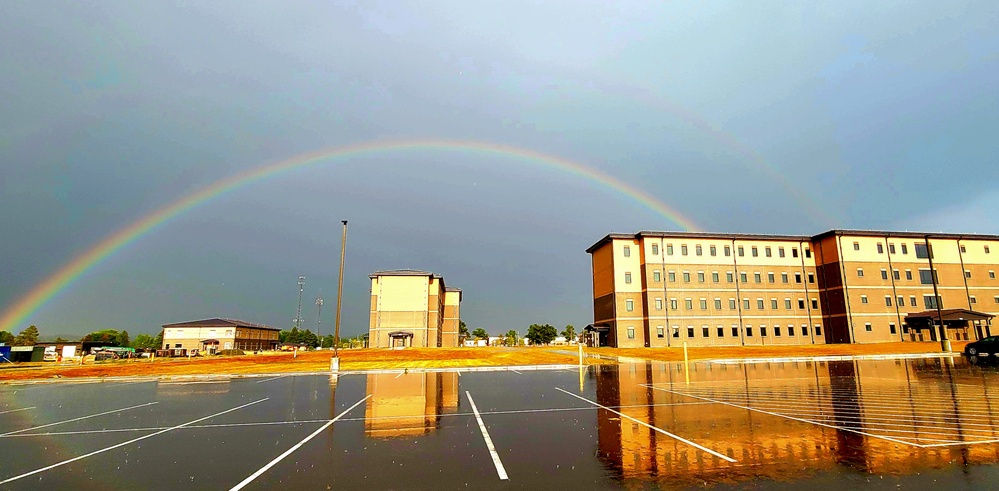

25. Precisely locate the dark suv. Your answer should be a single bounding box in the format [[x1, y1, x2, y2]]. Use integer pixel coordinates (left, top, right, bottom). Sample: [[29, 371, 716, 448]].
[[965, 336, 999, 356]]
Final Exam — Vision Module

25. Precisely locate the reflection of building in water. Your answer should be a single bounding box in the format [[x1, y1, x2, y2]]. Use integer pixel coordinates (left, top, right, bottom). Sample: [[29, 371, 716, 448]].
[[155, 379, 231, 397], [364, 372, 459, 438], [594, 359, 999, 486]]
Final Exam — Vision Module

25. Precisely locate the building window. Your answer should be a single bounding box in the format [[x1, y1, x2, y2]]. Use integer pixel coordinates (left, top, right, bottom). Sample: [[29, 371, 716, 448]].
[[683, 272, 691, 282], [970, 296, 978, 304], [808, 273, 815, 283], [915, 243, 931, 258], [627, 327, 635, 339], [655, 298, 663, 310], [710, 245, 717, 256], [724, 245, 731, 256], [877, 243, 884, 254], [765, 246, 772, 257], [994, 296, 999, 304], [986, 245, 991, 254], [732, 326, 739, 337], [919, 269, 937, 285], [729, 299, 737, 309], [910, 296, 917, 307], [687, 327, 695, 338], [795, 273, 802, 284], [990, 270, 996, 279], [737, 246, 745, 256], [798, 299, 806, 309], [785, 299, 792, 309], [901, 243, 909, 254], [714, 299, 722, 309], [670, 299, 678, 310], [754, 272, 762, 283], [696, 244, 703, 256], [626, 299, 634, 311], [897, 296, 904, 307], [700, 299, 708, 310], [685, 299, 693, 309], [702, 327, 710, 338], [757, 299, 765, 309], [905, 270, 912, 280], [893, 270, 900, 280], [857, 268, 864, 277], [623, 246, 631, 257], [853, 242, 860, 251], [657, 327, 665, 338], [775, 326, 782, 337], [779, 247, 786, 258], [668, 271, 676, 282], [792, 248, 799, 258], [889, 323, 897, 334], [667, 244, 674, 255], [802, 325, 808, 336], [743, 299, 751, 309], [924, 295, 943, 309], [752, 246, 759, 257], [815, 325, 822, 336], [889, 243, 896, 254], [881, 269, 888, 280], [885, 296, 892, 307], [672, 326, 680, 338], [712, 272, 720, 282], [727, 272, 734, 283], [961, 245, 967, 253], [965, 270, 972, 279], [717, 326, 725, 337], [654, 271, 661, 282], [746, 327, 754, 337], [865, 323, 872, 332], [782, 272, 789, 284], [805, 248, 812, 258], [698, 272, 705, 283], [761, 326, 768, 337], [768, 272, 775, 283], [770, 299, 778, 309], [625, 272, 632, 284], [811, 299, 819, 309], [651, 244, 659, 255], [740, 272, 748, 283], [861, 295, 868, 304], [681, 244, 688, 256]]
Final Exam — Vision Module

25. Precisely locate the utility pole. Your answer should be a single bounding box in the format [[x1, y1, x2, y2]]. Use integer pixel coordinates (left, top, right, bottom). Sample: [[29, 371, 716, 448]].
[[333, 220, 348, 359], [294, 276, 306, 330], [316, 296, 324, 348]]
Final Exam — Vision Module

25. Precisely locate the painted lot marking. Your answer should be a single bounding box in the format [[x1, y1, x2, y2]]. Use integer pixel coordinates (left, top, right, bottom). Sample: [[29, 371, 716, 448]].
[[0, 398, 268, 485], [1, 401, 158, 437], [0, 407, 35, 416], [466, 391, 509, 480], [255, 375, 289, 384], [554, 387, 736, 463], [510, 369, 523, 375], [229, 395, 371, 491]]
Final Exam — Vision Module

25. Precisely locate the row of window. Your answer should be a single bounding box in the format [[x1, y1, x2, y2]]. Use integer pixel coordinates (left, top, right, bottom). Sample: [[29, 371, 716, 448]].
[[627, 243, 813, 259], [627, 297, 819, 312], [858, 294, 944, 309], [858, 267, 996, 282], [858, 241, 992, 256], [624, 324, 823, 339], [633, 270, 815, 285]]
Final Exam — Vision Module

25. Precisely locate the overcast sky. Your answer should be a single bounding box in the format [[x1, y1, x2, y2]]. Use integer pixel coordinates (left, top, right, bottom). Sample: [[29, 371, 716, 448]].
[[1, 1, 997, 339]]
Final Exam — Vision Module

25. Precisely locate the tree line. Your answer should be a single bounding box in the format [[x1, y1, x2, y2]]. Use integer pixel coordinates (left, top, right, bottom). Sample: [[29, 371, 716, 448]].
[[0, 326, 163, 350], [459, 322, 578, 346]]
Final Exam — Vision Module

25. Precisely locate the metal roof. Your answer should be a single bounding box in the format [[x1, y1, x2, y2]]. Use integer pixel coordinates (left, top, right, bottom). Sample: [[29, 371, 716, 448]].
[[161, 318, 280, 331]]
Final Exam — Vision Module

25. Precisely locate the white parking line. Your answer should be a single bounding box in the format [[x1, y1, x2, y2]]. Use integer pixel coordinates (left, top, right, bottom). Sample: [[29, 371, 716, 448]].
[[555, 387, 737, 463], [510, 369, 524, 375], [255, 375, 289, 384], [466, 391, 509, 480], [0, 398, 268, 485], [395, 372, 405, 379], [229, 395, 371, 491], [1, 402, 158, 437], [0, 407, 36, 416]]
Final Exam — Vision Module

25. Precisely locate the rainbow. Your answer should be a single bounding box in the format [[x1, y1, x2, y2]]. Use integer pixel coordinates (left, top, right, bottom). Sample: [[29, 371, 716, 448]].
[[0, 138, 699, 333]]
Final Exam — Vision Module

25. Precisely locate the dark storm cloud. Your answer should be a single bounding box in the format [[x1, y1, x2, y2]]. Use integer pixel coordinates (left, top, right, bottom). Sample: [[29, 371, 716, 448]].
[[1, 1, 996, 337]]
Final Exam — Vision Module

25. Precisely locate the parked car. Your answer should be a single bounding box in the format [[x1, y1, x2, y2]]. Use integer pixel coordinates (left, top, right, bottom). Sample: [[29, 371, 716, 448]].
[[965, 336, 999, 356]]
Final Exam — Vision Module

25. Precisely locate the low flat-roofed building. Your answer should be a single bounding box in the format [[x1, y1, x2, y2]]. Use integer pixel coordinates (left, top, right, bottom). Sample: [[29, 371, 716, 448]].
[[161, 318, 280, 352], [369, 270, 462, 348]]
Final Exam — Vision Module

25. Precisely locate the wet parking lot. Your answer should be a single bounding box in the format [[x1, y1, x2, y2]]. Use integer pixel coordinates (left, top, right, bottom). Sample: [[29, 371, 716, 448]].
[[4, 356, 999, 489]]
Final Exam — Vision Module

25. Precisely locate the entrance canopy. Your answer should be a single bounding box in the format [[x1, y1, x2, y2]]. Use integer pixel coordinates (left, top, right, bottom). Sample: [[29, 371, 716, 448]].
[[201, 339, 220, 344], [905, 309, 995, 324], [387, 331, 414, 338]]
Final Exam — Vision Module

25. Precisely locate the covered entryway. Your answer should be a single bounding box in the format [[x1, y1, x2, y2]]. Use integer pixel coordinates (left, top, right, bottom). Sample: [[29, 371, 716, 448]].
[[201, 339, 220, 354], [904, 309, 995, 342], [583, 324, 611, 348], [388, 331, 414, 349]]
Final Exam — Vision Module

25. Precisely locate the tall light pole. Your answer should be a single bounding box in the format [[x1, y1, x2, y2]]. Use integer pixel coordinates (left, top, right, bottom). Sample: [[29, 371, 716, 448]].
[[333, 220, 348, 358], [316, 296, 324, 348], [294, 276, 306, 330]]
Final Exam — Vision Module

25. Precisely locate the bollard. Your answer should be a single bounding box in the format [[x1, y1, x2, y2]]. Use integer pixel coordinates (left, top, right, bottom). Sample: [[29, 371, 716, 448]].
[[941, 339, 952, 353], [579, 365, 585, 393], [683, 342, 690, 385], [330, 356, 340, 373]]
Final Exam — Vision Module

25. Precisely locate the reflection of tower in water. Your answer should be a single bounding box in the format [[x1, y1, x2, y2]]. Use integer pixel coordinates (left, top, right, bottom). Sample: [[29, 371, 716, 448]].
[[827, 360, 868, 471], [364, 372, 460, 438]]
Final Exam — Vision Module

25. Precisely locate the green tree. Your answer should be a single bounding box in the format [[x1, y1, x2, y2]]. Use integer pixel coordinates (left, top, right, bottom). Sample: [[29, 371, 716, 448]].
[[526, 324, 558, 345], [301, 329, 319, 348], [154, 330, 164, 349], [0, 331, 15, 345], [562, 325, 576, 342], [459, 321, 469, 336], [54, 337, 69, 343], [14, 325, 40, 346], [471, 328, 488, 340], [81, 329, 129, 346], [132, 334, 159, 350], [506, 330, 519, 346], [120, 330, 130, 347]]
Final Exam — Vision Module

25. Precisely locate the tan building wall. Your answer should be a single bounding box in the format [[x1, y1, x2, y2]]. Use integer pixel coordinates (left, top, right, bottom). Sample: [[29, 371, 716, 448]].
[[162, 320, 279, 352], [591, 230, 999, 347], [368, 270, 462, 348]]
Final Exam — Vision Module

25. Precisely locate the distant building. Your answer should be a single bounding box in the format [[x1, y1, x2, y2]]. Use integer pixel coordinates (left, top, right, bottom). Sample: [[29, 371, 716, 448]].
[[161, 318, 280, 353], [368, 270, 462, 348], [588, 230, 998, 347]]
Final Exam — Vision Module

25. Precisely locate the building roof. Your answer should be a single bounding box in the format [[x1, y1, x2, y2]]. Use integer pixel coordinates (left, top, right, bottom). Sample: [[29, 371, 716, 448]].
[[904, 309, 995, 322], [161, 318, 280, 331], [587, 229, 999, 253], [369, 269, 443, 279]]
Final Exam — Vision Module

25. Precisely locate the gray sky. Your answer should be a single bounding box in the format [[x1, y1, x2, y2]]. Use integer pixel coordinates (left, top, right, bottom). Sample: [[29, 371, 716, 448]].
[[1, 1, 997, 339]]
